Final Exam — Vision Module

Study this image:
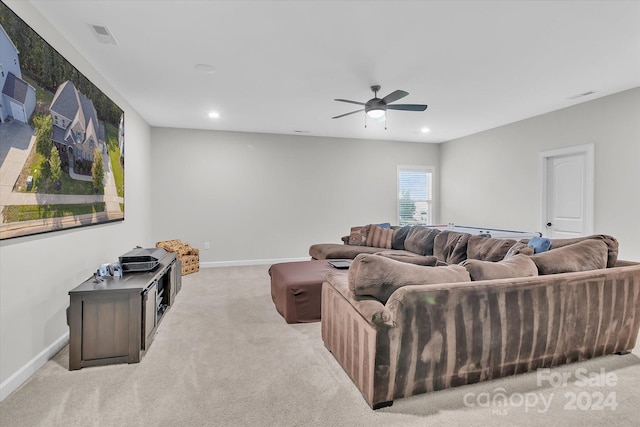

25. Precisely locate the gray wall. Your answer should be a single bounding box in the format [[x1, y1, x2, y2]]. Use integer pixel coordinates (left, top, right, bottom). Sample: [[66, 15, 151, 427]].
[[440, 87, 640, 261], [0, 2, 153, 388], [149, 128, 440, 264]]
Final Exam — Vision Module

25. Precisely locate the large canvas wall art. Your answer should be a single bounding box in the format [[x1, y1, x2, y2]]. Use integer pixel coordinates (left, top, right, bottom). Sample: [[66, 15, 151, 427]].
[[0, 2, 125, 240]]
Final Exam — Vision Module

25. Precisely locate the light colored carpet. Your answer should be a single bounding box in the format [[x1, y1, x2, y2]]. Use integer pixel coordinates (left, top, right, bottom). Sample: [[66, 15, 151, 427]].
[[1, 265, 639, 426]]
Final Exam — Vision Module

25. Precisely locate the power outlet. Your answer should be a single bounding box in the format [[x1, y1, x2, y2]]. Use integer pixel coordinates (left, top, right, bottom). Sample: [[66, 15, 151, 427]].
[[204, 242, 210, 250]]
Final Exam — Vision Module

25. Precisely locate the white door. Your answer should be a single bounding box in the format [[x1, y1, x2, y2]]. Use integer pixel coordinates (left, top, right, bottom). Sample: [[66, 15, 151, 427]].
[[540, 145, 594, 238], [10, 100, 26, 123]]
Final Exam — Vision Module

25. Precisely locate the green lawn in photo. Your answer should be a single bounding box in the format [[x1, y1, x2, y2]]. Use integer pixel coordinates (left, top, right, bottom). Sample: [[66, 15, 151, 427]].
[[106, 122, 124, 197], [24, 153, 98, 195], [3, 203, 106, 222]]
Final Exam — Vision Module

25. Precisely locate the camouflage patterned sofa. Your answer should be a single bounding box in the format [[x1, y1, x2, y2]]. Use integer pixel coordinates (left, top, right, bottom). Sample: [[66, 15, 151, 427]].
[[321, 235, 640, 409], [155, 239, 200, 275]]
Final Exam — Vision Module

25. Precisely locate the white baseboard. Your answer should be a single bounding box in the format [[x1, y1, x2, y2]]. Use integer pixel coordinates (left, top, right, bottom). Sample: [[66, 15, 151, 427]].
[[0, 332, 69, 402], [200, 257, 310, 268]]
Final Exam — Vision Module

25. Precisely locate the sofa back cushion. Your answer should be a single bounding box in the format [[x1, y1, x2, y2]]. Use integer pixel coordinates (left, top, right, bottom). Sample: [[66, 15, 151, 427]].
[[461, 254, 538, 281], [466, 236, 517, 262], [547, 234, 619, 268], [403, 226, 441, 256], [391, 225, 412, 250], [530, 239, 608, 275], [433, 231, 472, 264], [348, 253, 471, 303]]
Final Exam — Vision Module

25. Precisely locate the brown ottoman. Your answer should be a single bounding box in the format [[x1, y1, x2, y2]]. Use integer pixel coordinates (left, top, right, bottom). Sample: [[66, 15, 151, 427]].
[[269, 259, 349, 324]]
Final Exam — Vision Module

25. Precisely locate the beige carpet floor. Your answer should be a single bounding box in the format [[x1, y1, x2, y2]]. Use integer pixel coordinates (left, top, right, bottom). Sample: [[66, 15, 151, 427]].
[[1, 265, 639, 426]]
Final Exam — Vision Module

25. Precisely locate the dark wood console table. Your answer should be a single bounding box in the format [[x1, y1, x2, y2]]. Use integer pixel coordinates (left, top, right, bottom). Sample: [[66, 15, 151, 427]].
[[68, 250, 181, 370]]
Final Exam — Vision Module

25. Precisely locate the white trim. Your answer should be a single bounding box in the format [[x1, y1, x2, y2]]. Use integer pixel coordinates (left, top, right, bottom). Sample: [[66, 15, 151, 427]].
[[0, 332, 69, 402], [200, 257, 310, 268], [538, 144, 595, 237]]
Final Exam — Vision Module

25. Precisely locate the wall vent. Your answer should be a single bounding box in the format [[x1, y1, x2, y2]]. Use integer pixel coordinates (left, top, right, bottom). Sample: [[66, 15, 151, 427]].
[[90, 24, 118, 45]]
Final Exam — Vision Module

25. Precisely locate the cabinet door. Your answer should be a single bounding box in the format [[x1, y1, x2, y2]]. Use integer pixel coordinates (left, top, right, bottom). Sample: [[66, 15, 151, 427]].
[[142, 282, 157, 350], [167, 260, 182, 305], [174, 260, 182, 295], [81, 293, 130, 361]]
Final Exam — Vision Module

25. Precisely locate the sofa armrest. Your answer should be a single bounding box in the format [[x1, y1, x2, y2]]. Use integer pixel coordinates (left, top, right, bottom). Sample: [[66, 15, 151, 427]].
[[324, 272, 394, 327]]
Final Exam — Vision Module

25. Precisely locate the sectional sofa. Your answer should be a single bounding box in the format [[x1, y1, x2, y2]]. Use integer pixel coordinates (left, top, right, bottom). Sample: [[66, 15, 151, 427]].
[[315, 224, 640, 409]]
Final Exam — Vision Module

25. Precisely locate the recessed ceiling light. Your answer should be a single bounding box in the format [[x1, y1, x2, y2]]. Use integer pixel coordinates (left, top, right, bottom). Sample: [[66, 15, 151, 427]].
[[195, 64, 216, 74], [420, 127, 430, 133], [208, 111, 220, 119]]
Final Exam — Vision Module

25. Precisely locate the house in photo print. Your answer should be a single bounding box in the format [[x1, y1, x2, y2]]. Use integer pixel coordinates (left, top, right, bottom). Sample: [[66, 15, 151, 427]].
[[50, 80, 105, 165], [0, 25, 35, 124]]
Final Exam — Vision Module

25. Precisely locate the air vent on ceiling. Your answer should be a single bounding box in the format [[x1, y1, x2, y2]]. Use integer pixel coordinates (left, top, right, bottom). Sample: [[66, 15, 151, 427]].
[[89, 24, 118, 45]]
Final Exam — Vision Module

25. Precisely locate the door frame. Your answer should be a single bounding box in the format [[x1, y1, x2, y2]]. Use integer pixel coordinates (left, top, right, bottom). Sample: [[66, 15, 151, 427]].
[[538, 144, 594, 237]]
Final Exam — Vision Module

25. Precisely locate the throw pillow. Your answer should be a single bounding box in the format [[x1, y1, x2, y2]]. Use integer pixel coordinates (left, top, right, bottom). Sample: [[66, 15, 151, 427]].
[[461, 254, 538, 281], [529, 239, 608, 275], [466, 236, 517, 262], [527, 236, 552, 253], [503, 242, 535, 259], [348, 226, 369, 246], [403, 226, 441, 256], [365, 225, 394, 249], [348, 254, 471, 304]]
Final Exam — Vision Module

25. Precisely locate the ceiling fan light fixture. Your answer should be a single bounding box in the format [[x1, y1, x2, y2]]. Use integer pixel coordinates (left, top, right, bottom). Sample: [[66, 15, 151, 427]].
[[366, 108, 385, 119]]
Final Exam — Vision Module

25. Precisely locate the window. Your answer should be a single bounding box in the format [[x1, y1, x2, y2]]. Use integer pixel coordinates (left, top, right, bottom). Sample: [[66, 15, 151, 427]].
[[398, 166, 433, 226]]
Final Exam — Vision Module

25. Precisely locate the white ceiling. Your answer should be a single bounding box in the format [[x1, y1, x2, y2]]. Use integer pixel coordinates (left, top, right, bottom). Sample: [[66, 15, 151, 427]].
[[27, 0, 640, 143]]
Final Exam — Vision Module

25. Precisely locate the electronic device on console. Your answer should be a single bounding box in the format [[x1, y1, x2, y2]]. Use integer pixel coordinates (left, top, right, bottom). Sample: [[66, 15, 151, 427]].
[[119, 247, 166, 272]]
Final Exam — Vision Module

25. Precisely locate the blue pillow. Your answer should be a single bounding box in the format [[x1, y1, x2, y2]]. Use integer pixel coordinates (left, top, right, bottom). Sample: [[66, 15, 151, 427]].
[[528, 236, 552, 254]]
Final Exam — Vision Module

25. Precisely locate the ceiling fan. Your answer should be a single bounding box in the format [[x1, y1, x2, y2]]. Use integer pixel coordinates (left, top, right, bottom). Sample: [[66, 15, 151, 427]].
[[332, 85, 428, 120]]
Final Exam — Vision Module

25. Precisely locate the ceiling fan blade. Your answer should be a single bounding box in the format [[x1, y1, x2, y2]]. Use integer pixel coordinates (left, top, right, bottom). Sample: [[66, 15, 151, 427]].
[[334, 99, 366, 106], [387, 104, 428, 111], [381, 90, 409, 104], [332, 109, 365, 119]]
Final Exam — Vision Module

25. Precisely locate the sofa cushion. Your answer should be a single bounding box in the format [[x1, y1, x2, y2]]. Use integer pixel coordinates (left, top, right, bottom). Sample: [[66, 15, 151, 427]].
[[403, 226, 441, 256], [461, 254, 538, 281], [375, 251, 439, 266], [504, 242, 535, 259], [530, 239, 608, 275], [348, 253, 471, 303], [309, 243, 385, 260], [433, 231, 472, 264], [547, 234, 619, 268], [365, 224, 394, 249], [466, 236, 517, 262], [391, 225, 412, 250]]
